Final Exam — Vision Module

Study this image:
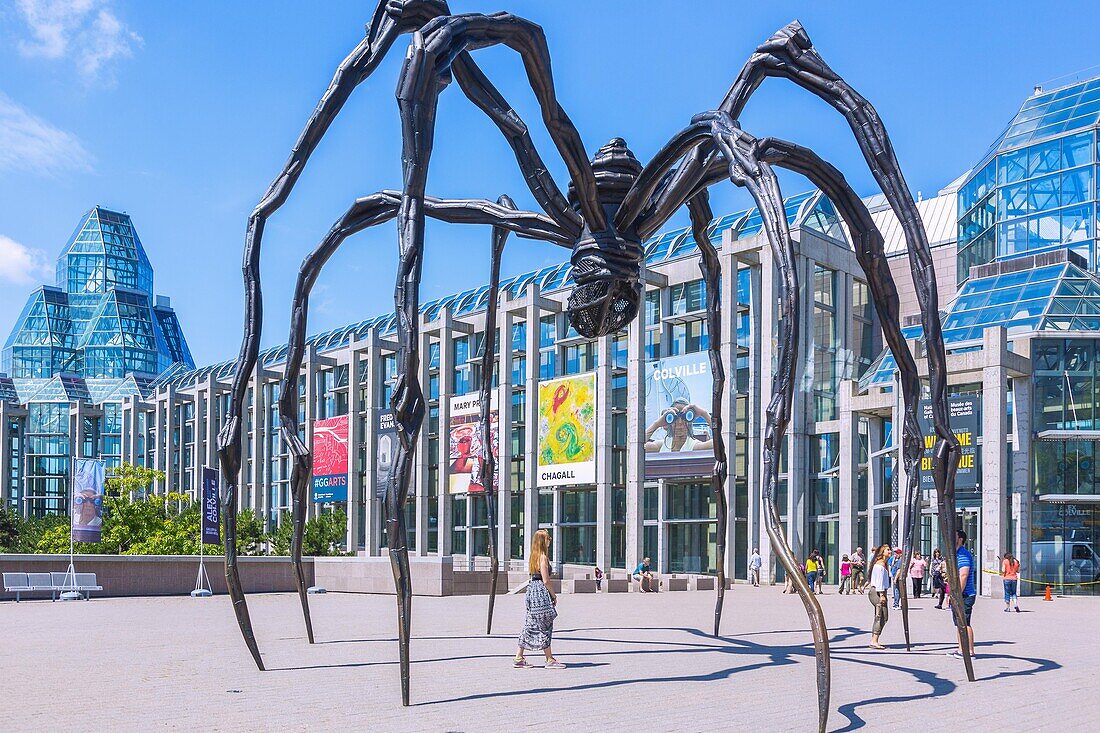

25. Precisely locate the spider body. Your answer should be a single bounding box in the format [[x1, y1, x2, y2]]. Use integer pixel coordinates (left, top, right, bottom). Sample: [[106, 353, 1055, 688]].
[[566, 138, 644, 338], [215, 3, 974, 730]]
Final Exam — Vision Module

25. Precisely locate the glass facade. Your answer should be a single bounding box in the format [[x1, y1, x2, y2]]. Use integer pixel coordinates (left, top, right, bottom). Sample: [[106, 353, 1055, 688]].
[[3, 207, 193, 379], [1, 207, 193, 516], [958, 79, 1100, 282]]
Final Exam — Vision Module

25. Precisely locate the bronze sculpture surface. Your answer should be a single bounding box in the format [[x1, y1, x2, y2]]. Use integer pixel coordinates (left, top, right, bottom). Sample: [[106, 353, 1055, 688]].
[[216, 4, 969, 730]]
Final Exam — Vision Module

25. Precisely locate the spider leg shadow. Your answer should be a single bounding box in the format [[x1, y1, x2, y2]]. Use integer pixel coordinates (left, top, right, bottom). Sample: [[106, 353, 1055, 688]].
[[830, 641, 1060, 732]]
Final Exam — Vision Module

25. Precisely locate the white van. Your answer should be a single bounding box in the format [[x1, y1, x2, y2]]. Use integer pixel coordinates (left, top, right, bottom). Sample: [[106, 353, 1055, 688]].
[[1031, 540, 1100, 585]]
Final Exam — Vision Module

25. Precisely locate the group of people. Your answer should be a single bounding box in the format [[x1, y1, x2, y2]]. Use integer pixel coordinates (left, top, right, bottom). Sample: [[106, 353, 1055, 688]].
[[513, 529, 1024, 668], [865, 530, 996, 658]]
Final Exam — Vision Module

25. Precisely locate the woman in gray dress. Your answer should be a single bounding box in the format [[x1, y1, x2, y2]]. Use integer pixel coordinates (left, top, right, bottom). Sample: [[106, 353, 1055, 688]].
[[514, 529, 564, 668]]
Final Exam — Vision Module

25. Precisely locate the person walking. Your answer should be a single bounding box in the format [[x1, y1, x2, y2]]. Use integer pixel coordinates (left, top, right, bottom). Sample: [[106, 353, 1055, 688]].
[[851, 547, 866, 593], [814, 551, 826, 594], [888, 548, 903, 609], [867, 544, 892, 650], [749, 548, 762, 587], [1001, 552, 1021, 613], [908, 551, 928, 599], [950, 529, 977, 659], [805, 551, 819, 593], [514, 529, 564, 669], [839, 555, 852, 595], [930, 548, 946, 608]]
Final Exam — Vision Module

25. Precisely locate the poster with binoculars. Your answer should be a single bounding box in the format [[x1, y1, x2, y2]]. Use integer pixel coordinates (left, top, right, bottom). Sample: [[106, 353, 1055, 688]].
[[644, 353, 715, 478], [71, 457, 105, 542], [448, 393, 499, 494]]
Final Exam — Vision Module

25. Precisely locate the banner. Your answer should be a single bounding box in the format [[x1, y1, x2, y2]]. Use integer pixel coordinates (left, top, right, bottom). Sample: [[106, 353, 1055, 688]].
[[644, 353, 715, 478], [375, 410, 398, 500], [71, 458, 105, 542], [448, 393, 499, 494], [201, 466, 220, 545], [537, 373, 596, 487], [311, 415, 349, 502], [918, 395, 979, 492]]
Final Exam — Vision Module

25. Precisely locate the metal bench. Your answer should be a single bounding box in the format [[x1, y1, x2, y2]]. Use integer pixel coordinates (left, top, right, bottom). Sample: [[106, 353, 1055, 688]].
[[3, 573, 36, 602], [2, 571, 102, 601], [51, 571, 102, 600]]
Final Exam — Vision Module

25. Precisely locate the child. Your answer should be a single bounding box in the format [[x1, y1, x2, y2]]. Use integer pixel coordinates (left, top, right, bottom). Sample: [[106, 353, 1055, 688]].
[[839, 555, 852, 595], [594, 566, 604, 591]]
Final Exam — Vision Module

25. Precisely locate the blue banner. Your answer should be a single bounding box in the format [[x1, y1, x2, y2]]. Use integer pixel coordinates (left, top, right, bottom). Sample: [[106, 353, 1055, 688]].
[[201, 466, 221, 545]]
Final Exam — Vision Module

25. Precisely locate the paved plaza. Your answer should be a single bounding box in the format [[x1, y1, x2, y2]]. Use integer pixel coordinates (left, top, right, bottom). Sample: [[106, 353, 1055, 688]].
[[2, 587, 1096, 732]]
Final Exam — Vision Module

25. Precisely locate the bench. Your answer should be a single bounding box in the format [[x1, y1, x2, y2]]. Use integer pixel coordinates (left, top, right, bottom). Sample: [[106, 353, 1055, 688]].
[[2, 571, 102, 601]]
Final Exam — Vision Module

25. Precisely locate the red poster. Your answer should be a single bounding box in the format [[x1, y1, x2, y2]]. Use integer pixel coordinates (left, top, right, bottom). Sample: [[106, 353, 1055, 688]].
[[312, 415, 349, 502]]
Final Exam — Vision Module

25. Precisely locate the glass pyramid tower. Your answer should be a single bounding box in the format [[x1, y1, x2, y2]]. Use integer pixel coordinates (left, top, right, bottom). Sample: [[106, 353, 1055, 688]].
[[2, 206, 194, 379]]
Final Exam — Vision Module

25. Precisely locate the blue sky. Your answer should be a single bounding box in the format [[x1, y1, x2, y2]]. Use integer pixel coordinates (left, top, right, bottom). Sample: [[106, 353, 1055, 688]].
[[2, 1, 1099, 367]]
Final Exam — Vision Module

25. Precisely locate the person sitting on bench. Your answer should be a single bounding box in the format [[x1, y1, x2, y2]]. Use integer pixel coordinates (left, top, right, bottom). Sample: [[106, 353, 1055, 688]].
[[633, 557, 657, 593]]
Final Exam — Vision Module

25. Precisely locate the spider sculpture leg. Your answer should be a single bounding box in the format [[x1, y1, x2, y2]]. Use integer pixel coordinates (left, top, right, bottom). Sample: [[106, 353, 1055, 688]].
[[750, 136, 925, 652], [718, 22, 968, 679], [617, 111, 831, 733], [274, 191, 565, 649], [218, 0, 590, 669], [683, 136, 929, 653], [624, 18, 967, 678], [215, 0, 449, 672], [683, 191, 729, 637], [476, 195, 516, 635], [393, 11, 615, 701]]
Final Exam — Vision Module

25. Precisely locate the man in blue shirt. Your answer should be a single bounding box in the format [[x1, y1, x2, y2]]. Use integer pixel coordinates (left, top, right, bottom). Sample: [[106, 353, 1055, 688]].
[[633, 557, 656, 593], [952, 529, 977, 659]]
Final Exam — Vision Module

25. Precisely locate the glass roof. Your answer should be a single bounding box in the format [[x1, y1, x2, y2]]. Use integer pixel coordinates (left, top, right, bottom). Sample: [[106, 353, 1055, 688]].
[[981, 77, 1100, 161], [860, 260, 1100, 391]]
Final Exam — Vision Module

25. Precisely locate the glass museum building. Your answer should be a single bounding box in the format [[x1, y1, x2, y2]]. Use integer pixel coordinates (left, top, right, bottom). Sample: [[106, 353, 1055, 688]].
[[5, 80, 1100, 595], [1, 207, 194, 515]]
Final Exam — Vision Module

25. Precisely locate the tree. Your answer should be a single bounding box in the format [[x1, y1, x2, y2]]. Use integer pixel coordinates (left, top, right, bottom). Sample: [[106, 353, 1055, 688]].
[[304, 509, 349, 556], [267, 509, 348, 556], [235, 510, 266, 556], [0, 506, 18, 551], [105, 463, 166, 498]]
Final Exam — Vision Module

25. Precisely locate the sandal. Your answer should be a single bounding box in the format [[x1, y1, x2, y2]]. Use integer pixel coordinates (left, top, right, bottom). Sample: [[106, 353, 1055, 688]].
[[513, 657, 533, 669], [869, 643, 886, 650], [544, 658, 566, 669]]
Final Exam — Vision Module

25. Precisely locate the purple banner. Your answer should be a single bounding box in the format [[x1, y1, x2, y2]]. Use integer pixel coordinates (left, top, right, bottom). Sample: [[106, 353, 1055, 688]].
[[71, 458, 105, 543], [201, 466, 221, 545]]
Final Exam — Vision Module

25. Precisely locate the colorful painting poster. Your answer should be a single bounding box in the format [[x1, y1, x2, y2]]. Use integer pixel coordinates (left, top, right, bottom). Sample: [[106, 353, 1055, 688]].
[[537, 373, 596, 487], [448, 393, 499, 494], [644, 353, 716, 478], [200, 466, 221, 545], [311, 415, 349, 502], [375, 410, 398, 500], [71, 458, 105, 542]]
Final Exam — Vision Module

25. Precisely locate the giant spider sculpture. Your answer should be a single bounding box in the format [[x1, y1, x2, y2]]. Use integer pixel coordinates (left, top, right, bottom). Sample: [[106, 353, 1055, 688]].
[[216, 2, 973, 730]]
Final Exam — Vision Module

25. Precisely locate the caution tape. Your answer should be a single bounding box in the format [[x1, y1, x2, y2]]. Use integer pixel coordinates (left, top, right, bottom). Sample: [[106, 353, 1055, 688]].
[[980, 567, 1100, 586]]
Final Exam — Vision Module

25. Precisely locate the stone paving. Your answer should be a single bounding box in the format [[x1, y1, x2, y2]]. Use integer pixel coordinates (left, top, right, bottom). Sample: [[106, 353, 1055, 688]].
[[2, 585, 1095, 732]]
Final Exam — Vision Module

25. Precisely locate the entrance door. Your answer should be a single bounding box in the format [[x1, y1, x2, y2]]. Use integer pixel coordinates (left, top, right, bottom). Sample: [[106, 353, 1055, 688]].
[[921, 507, 982, 594]]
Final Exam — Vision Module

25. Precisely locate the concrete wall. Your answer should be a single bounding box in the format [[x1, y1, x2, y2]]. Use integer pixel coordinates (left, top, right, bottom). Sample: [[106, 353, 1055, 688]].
[[0, 554, 311, 598], [888, 243, 958, 324], [313, 556, 514, 597]]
